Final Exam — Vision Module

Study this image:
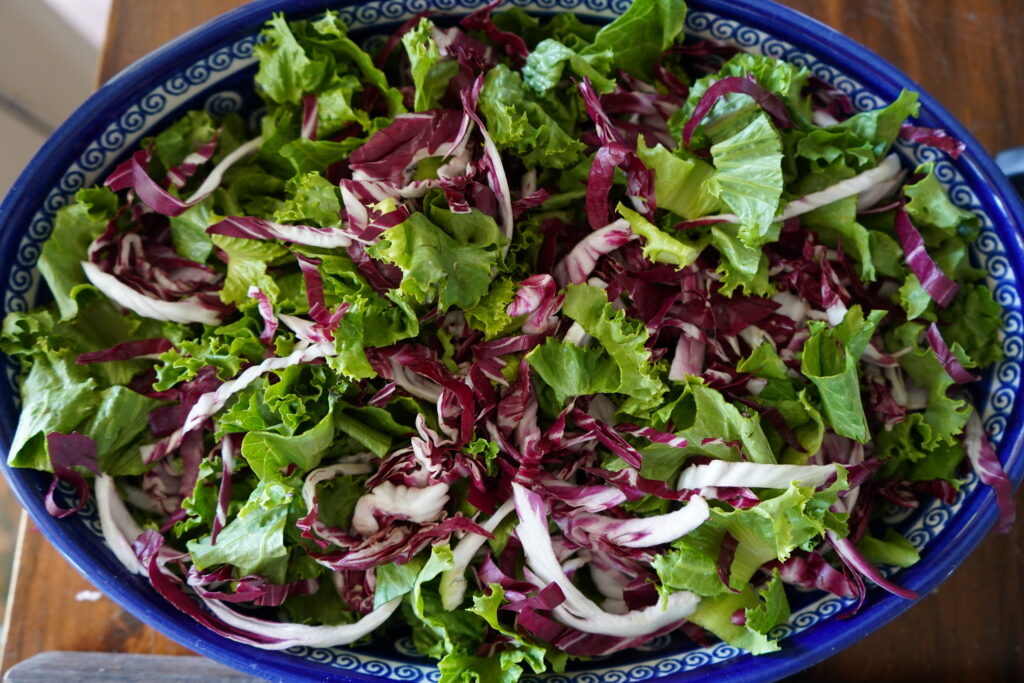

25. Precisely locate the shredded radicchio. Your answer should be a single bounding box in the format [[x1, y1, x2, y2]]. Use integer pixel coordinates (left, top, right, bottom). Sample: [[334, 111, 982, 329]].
[[898, 124, 966, 159], [15, 6, 1012, 672], [44, 432, 98, 519], [894, 202, 959, 307]]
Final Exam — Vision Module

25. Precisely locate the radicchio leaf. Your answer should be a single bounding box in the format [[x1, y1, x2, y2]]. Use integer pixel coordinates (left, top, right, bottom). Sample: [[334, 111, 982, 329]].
[[77, 338, 174, 364], [677, 461, 837, 490], [512, 483, 699, 637], [682, 75, 794, 147], [207, 216, 351, 249], [964, 412, 1016, 533], [826, 530, 918, 599], [507, 274, 563, 333], [301, 93, 318, 140], [899, 124, 966, 159], [81, 261, 225, 326], [554, 219, 637, 285], [460, 0, 529, 63], [105, 138, 262, 217], [578, 79, 655, 229], [925, 322, 980, 384], [894, 202, 958, 307], [44, 432, 98, 519], [439, 498, 514, 609], [773, 550, 859, 599]]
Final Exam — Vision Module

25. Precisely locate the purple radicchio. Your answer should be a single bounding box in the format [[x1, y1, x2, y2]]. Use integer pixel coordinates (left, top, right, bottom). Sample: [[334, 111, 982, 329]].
[[43, 432, 98, 519], [105, 138, 262, 217], [682, 75, 794, 147], [964, 411, 1016, 533], [512, 483, 700, 637], [898, 124, 966, 159], [894, 201, 959, 307]]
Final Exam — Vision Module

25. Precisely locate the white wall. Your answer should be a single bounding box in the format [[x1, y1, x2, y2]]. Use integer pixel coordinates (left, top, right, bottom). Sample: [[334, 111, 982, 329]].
[[0, 0, 110, 619], [0, 0, 110, 195]]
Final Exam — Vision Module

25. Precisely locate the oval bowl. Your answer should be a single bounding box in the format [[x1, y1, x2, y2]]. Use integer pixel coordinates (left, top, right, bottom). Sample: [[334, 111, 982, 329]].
[[1, 1, 1022, 681]]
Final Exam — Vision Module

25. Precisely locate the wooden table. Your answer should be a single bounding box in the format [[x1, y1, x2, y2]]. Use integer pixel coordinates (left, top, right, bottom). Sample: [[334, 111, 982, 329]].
[[2, 1, 1022, 680]]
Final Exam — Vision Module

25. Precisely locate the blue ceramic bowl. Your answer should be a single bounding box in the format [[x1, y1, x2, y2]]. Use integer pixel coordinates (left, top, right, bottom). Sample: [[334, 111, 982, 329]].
[[1, 1, 1022, 681]]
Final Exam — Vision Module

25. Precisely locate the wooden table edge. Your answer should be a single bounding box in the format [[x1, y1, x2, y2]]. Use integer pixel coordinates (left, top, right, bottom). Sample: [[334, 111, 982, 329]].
[[0, 512, 28, 674]]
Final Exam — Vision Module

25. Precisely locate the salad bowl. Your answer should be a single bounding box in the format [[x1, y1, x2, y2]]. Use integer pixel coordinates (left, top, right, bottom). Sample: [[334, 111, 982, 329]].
[[1, 0, 1022, 681]]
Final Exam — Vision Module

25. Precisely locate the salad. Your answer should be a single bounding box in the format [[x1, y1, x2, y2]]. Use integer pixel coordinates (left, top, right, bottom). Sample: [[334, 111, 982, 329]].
[[2, 0, 1016, 678]]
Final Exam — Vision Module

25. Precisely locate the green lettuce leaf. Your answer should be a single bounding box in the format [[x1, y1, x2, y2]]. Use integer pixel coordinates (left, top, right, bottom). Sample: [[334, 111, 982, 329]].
[[273, 171, 342, 227], [648, 378, 776, 474], [479, 64, 585, 170], [709, 221, 765, 284], [885, 322, 970, 447], [561, 284, 667, 415], [581, 0, 686, 78], [188, 480, 294, 576], [84, 387, 164, 476], [688, 587, 778, 654], [898, 273, 933, 320], [522, 39, 615, 95], [75, 186, 119, 222], [402, 19, 458, 113], [175, 459, 222, 538], [793, 127, 876, 171], [169, 200, 216, 264], [526, 337, 622, 404], [145, 110, 219, 178], [904, 440, 967, 485], [154, 305, 267, 389], [686, 569, 791, 656], [255, 11, 403, 119], [334, 403, 409, 457], [635, 141, 721, 219], [255, 14, 327, 106], [376, 556, 426, 609], [904, 163, 980, 239], [708, 113, 784, 247], [438, 649, 546, 683], [210, 233, 289, 304], [333, 291, 420, 379], [457, 584, 556, 680], [215, 161, 289, 215], [311, 472, 365, 531], [671, 52, 810, 147], [800, 307, 886, 442], [404, 544, 488, 662], [856, 528, 920, 568], [738, 344, 825, 461], [657, 471, 848, 591], [36, 201, 107, 321], [1, 301, 164, 470], [463, 278, 515, 339], [368, 210, 503, 312], [315, 74, 371, 136], [5, 351, 97, 470], [744, 569, 791, 635], [831, 88, 919, 159], [655, 474, 846, 651], [308, 13, 405, 117], [240, 405, 336, 483], [278, 137, 364, 176], [937, 283, 1003, 368], [618, 203, 707, 267]]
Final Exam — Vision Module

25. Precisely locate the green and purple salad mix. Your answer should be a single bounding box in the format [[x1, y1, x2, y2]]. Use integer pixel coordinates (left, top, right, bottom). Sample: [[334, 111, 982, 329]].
[[2, 0, 1015, 678]]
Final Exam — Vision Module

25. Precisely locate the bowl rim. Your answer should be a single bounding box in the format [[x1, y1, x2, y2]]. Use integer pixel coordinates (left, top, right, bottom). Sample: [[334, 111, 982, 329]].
[[0, 0, 1022, 681]]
